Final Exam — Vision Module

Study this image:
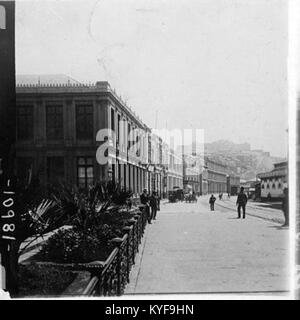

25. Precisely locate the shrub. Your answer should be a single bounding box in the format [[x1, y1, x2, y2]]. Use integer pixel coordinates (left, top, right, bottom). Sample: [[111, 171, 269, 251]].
[[38, 228, 111, 263], [18, 262, 77, 297], [37, 181, 136, 263]]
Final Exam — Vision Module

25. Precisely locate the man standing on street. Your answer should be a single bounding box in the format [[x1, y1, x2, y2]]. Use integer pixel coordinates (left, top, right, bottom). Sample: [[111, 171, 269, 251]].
[[236, 187, 248, 219], [209, 194, 216, 211], [150, 191, 159, 220], [140, 189, 151, 224], [281, 187, 289, 227]]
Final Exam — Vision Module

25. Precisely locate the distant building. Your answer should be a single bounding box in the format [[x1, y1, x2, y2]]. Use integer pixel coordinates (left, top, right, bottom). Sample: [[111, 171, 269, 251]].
[[183, 154, 201, 194], [204, 157, 228, 194], [227, 175, 240, 195], [257, 161, 288, 200], [166, 148, 183, 193]]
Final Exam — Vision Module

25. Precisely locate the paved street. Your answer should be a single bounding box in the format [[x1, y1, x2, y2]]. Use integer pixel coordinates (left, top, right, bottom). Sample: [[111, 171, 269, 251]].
[[125, 196, 290, 296]]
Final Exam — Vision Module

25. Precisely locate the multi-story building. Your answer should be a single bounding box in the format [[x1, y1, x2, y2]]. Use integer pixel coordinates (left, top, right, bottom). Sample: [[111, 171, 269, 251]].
[[204, 157, 228, 194], [16, 77, 183, 199], [148, 132, 164, 197], [257, 161, 288, 200], [183, 154, 201, 194], [167, 148, 183, 193], [16, 80, 151, 198]]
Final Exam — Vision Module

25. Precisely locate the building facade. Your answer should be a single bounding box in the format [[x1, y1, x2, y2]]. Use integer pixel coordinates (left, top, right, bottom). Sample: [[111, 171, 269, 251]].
[[16, 80, 183, 199], [205, 157, 228, 194], [183, 154, 201, 194], [257, 161, 288, 200], [16, 82, 151, 197], [227, 175, 240, 195], [167, 148, 183, 193]]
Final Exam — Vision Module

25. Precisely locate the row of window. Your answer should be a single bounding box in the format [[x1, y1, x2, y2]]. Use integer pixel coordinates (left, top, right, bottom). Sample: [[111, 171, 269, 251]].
[[17, 156, 157, 192], [17, 156, 94, 189], [111, 107, 155, 160], [17, 104, 93, 141], [261, 183, 282, 189]]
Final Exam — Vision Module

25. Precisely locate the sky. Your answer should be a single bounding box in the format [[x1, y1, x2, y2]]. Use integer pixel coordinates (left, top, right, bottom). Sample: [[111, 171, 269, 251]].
[[15, 0, 288, 158]]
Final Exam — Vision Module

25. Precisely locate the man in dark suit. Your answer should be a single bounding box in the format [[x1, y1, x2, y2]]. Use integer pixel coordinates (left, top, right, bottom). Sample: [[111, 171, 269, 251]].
[[150, 191, 160, 220], [282, 187, 289, 227], [236, 187, 248, 219], [140, 189, 151, 223]]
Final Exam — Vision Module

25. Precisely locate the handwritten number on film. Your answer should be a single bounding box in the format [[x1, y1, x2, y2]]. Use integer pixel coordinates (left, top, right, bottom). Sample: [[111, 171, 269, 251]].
[[0, 182, 17, 241]]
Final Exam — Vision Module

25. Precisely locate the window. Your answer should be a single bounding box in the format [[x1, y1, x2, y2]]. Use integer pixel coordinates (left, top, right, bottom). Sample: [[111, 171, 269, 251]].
[[77, 157, 94, 188], [266, 184, 270, 189], [0, 5, 5, 30], [76, 104, 93, 140], [111, 108, 115, 131], [17, 105, 34, 140], [47, 157, 64, 184], [272, 183, 276, 189], [117, 114, 121, 142], [261, 184, 265, 189], [278, 183, 282, 189], [46, 105, 63, 140], [128, 123, 131, 149]]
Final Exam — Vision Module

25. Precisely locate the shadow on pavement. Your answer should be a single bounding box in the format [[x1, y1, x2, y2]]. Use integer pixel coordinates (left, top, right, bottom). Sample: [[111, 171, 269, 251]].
[[248, 201, 282, 210], [267, 225, 288, 230]]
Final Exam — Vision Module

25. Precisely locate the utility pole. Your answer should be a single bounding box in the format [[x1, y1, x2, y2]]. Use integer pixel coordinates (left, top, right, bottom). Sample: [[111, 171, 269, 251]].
[[0, 0, 18, 296]]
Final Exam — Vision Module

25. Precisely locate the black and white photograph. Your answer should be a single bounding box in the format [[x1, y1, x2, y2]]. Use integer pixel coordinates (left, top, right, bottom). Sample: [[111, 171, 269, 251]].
[[0, 0, 297, 301]]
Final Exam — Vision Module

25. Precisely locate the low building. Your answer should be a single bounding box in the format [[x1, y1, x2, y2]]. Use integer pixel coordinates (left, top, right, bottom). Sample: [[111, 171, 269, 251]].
[[227, 175, 240, 195], [257, 161, 288, 200]]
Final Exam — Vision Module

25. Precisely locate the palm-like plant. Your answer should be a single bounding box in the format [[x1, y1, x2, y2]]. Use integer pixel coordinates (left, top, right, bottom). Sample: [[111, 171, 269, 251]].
[[49, 180, 133, 232], [10, 177, 133, 294], [5, 175, 70, 296]]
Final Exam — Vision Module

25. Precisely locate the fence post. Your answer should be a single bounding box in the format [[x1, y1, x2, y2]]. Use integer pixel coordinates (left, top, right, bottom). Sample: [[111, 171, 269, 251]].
[[127, 218, 136, 264], [122, 227, 131, 283], [110, 238, 123, 296]]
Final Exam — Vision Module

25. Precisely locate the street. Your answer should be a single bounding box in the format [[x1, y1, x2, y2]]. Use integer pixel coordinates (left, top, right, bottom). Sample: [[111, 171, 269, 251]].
[[125, 196, 290, 296]]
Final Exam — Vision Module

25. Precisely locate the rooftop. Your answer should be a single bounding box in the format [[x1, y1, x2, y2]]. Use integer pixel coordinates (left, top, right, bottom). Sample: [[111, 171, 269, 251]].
[[17, 74, 81, 86], [16, 74, 148, 130]]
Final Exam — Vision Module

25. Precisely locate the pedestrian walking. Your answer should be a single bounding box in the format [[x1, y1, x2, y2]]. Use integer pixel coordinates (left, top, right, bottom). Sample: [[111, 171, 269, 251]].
[[140, 189, 151, 224], [236, 187, 248, 219], [150, 191, 159, 220], [281, 187, 289, 227], [209, 194, 216, 211], [228, 193, 230, 199]]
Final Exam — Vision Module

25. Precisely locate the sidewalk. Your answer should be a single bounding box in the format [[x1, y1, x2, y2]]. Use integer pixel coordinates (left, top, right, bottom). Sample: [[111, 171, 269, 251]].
[[125, 199, 290, 295]]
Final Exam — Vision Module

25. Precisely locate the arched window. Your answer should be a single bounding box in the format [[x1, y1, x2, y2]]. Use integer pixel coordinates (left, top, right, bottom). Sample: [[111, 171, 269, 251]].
[[0, 5, 6, 30], [261, 184, 265, 189], [272, 183, 276, 189], [266, 184, 270, 189], [278, 183, 282, 189]]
